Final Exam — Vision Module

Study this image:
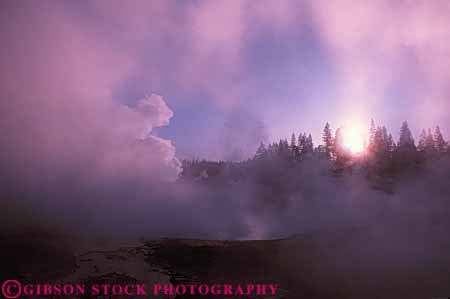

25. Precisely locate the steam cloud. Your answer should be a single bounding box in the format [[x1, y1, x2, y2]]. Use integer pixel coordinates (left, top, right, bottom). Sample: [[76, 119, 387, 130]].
[[1, 1, 450, 240]]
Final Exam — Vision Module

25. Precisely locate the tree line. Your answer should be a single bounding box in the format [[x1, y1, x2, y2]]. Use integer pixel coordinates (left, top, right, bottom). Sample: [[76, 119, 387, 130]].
[[181, 120, 449, 192]]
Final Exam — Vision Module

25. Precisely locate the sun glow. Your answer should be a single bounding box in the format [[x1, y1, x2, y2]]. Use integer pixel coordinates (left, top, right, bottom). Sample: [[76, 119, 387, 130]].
[[341, 125, 366, 154]]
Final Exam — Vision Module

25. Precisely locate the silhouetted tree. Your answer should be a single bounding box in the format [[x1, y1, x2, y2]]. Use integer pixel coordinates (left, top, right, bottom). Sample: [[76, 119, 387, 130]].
[[183, 118, 447, 197], [290, 133, 299, 159], [394, 121, 418, 172], [398, 121, 416, 153], [297, 133, 304, 151], [425, 128, 437, 158], [322, 122, 333, 159], [297, 132, 314, 156], [387, 133, 395, 153], [255, 142, 267, 160], [305, 134, 314, 154], [435, 126, 447, 155], [333, 127, 351, 172], [418, 129, 427, 152], [290, 133, 296, 147], [369, 118, 376, 148]]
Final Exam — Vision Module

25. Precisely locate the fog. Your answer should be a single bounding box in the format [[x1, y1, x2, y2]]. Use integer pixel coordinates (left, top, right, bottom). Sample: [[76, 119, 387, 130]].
[[1, 1, 450, 243]]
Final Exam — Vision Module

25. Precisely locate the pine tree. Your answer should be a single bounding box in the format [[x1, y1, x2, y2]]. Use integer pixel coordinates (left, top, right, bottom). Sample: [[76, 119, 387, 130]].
[[398, 121, 416, 152], [298, 133, 305, 154], [395, 121, 418, 171], [418, 129, 427, 152], [334, 128, 350, 167], [387, 133, 395, 153], [290, 133, 299, 159], [290, 133, 297, 149], [305, 134, 314, 154], [271, 142, 279, 157], [381, 127, 389, 146], [368, 127, 388, 173], [369, 118, 376, 149], [277, 139, 289, 160], [255, 142, 267, 160], [424, 128, 436, 157], [373, 127, 386, 155], [278, 139, 284, 154], [322, 122, 333, 159], [435, 126, 447, 154], [267, 143, 274, 156]]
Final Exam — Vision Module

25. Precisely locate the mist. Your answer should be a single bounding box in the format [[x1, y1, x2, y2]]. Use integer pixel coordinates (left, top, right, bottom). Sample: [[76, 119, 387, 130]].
[[1, 0, 450, 242]]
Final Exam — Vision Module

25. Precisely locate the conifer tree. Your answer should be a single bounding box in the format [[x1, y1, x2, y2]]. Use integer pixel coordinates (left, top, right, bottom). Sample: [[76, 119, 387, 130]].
[[435, 126, 447, 154], [395, 121, 418, 171], [298, 133, 303, 146], [369, 118, 376, 149], [290, 133, 300, 159], [290, 133, 297, 149], [387, 133, 395, 153], [398, 121, 416, 152], [322, 122, 333, 159], [255, 142, 267, 160], [333, 128, 350, 166], [381, 127, 389, 145], [305, 134, 314, 154], [425, 128, 437, 156], [372, 127, 387, 155], [267, 143, 274, 156], [418, 129, 427, 152], [298, 133, 305, 154]]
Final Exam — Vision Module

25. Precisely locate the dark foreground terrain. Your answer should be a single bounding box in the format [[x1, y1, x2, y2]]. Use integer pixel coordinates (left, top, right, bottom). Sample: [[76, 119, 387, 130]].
[[2, 225, 450, 299]]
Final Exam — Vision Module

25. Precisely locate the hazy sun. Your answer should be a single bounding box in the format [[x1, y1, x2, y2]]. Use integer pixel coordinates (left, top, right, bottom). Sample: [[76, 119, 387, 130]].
[[341, 125, 366, 154]]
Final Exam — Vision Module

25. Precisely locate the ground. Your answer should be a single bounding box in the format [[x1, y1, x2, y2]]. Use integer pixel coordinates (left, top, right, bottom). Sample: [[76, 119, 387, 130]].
[[1, 226, 450, 298]]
